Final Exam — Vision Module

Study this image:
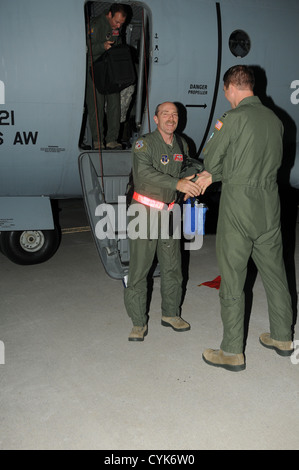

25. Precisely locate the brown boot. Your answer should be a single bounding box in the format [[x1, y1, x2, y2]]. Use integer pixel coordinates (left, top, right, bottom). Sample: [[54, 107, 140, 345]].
[[202, 348, 246, 372], [128, 325, 148, 342], [106, 141, 122, 150], [259, 333, 294, 357], [161, 316, 190, 332]]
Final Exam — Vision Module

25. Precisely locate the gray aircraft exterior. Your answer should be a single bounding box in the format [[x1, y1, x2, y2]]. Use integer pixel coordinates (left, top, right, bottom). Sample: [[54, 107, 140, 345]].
[[0, 0, 298, 278]]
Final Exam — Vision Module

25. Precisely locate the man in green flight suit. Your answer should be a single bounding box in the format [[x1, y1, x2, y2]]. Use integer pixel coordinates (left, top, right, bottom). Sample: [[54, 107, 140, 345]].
[[124, 101, 204, 341], [86, 3, 127, 149], [197, 65, 294, 371]]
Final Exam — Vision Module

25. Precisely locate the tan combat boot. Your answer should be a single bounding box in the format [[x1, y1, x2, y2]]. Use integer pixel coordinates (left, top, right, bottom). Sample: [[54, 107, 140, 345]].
[[106, 141, 122, 150], [161, 316, 190, 332], [259, 333, 294, 357], [128, 325, 148, 342], [202, 348, 246, 372]]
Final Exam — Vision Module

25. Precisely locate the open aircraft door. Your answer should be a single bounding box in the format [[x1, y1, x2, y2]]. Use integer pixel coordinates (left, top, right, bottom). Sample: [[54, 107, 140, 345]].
[[79, 2, 151, 280]]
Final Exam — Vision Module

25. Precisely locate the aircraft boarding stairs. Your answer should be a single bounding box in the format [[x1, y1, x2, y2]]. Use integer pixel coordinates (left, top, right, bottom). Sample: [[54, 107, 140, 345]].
[[79, 150, 132, 281]]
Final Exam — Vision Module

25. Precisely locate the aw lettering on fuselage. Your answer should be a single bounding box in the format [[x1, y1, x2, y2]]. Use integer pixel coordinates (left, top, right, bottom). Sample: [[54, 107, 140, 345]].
[[291, 80, 299, 104], [0, 110, 38, 146], [0, 81, 38, 146]]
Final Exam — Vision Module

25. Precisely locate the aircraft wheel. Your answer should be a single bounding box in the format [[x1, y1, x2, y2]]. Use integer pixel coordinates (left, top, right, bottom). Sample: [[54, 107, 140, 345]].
[[0, 227, 61, 265]]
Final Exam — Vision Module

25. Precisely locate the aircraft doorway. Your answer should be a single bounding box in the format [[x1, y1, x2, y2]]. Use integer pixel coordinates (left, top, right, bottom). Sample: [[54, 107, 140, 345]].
[[80, 1, 151, 151]]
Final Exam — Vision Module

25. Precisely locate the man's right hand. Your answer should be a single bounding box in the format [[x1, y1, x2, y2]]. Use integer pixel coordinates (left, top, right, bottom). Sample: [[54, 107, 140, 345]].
[[176, 175, 201, 199], [195, 170, 212, 195], [104, 40, 115, 50]]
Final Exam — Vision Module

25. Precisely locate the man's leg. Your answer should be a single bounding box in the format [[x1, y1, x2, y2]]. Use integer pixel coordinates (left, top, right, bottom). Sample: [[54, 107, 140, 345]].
[[157, 236, 190, 332], [216, 227, 252, 354], [157, 237, 183, 317], [124, 237, 157, 328], [106, 92, 121, 145], [252, 227, 293, 353]]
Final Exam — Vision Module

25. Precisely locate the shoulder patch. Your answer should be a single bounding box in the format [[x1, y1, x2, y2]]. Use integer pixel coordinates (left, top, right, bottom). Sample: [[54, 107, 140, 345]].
[[215, 120, 223, 131], [135, 139, 145, 150]]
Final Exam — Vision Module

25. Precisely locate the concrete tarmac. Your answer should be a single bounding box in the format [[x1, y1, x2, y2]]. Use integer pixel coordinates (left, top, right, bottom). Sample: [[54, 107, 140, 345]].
[[0, 199, 298, 450]]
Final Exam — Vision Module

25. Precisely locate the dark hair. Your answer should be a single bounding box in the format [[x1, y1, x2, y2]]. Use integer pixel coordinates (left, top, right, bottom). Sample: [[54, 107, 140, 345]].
[[154, 103, 162, 116], [109, 3, 127, 18], [223, 65, 255, 90]]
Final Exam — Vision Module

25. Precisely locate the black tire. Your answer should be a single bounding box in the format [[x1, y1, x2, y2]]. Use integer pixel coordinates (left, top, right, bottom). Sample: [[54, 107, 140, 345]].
[[0, 227, 61, 265]]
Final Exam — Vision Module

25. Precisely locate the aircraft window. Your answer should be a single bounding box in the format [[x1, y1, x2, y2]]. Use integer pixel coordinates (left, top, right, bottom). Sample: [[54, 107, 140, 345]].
[[229, 30, 251, 58]]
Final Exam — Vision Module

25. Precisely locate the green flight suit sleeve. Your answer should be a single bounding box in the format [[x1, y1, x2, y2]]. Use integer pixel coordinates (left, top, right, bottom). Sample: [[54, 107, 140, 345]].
[[180, 155, 204, 178], [89, 14, 123, 62], [178, 138, 204, 178], [203, 114, 231, 182], [88, 16, 106, 60]]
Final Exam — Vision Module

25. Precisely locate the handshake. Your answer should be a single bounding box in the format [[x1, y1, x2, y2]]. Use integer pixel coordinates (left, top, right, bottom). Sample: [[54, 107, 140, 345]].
[[176, 170, 212, 201]]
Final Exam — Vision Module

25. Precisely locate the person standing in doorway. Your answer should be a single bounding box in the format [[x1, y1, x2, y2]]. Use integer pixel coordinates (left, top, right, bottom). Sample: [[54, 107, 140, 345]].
[[86, 3, 127, 149]]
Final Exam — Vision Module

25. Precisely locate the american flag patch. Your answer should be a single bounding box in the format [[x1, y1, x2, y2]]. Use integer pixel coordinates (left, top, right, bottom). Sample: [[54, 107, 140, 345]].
[[215, 120, 223, 131]]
